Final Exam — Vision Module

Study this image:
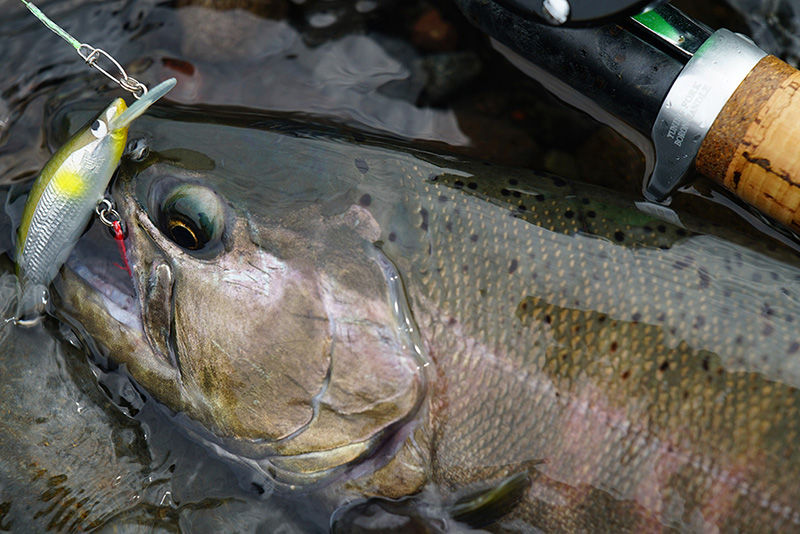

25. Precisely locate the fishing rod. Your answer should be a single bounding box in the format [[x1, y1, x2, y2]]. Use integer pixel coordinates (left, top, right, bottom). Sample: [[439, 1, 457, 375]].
[[453, 0, 800, 235]]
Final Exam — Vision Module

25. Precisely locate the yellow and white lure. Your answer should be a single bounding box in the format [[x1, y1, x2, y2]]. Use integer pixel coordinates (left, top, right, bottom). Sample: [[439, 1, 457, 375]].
[[15, 78, 176, 312]]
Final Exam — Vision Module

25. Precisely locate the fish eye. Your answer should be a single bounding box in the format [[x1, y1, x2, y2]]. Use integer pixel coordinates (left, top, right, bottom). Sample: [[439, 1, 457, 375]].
[[157, 185, 225, 254], [91, 119, 108, 138]]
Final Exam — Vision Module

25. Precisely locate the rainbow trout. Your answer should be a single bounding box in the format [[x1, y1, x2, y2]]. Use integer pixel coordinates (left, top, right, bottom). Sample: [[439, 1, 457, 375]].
[[52, 105, 800, 533]]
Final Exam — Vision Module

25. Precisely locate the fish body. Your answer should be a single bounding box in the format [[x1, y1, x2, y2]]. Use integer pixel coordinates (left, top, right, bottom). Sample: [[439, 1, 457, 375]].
[[15, 79, 176, 307], [53, 108, 800, 532]]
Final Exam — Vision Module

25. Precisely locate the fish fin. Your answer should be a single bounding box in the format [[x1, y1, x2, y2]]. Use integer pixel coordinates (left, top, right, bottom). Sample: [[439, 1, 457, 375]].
[[449, 470, 532, 529]]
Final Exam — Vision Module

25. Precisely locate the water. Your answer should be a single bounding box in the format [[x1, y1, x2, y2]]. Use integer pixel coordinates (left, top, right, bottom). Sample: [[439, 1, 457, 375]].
[[1, 0, 799, 532], [724, 0, 800, 66]]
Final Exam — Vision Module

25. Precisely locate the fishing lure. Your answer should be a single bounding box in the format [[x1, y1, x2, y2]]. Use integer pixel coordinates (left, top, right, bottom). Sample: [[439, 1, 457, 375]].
[[15, 78, 176, 301]]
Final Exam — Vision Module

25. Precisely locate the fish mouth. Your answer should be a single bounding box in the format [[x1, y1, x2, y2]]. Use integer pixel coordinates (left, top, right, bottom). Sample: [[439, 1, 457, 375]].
[[62, 218, 141, 333]]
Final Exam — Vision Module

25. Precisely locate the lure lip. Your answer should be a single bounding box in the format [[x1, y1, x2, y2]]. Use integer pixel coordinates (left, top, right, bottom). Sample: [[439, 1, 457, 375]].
[[110, 77, 177, 131]]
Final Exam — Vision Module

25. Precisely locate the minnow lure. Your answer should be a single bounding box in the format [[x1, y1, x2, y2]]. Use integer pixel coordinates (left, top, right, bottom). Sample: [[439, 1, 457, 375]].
[[15, 78, 176, 297]]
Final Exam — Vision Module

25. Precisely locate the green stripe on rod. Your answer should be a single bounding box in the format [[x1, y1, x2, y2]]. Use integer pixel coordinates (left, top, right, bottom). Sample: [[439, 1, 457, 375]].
[[632, 9, 683, 44]]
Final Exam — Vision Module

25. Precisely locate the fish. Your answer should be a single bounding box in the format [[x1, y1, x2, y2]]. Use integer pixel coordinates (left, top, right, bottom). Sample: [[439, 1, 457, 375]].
[[51, 106, 800, 533], [14, 78, 176, 315]]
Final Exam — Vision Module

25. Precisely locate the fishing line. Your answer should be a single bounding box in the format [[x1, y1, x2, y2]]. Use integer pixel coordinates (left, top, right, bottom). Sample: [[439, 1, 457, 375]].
[[19, 0, 148, 98]]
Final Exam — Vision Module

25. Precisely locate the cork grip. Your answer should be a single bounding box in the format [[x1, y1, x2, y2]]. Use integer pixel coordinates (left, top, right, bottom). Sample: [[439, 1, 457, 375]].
[[696, 55, 800, 231]]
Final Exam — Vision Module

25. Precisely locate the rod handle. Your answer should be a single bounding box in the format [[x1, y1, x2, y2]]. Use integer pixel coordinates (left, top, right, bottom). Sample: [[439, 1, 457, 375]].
[[696, 55, 800, 231]]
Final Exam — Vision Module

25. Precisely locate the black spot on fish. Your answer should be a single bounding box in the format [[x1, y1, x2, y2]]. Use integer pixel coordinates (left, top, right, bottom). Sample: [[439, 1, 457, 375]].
[[610, 341, 618, 352], [501, 189, 511, 196], [462, 265, 469, 273], [551, 176, 567, 187], [445, 222, 453, 232], [508, 259, 518, 274], [564, 210, 574, 219], [643, 225, 653, 233], [659, 361, 670, 372], [702, 356, 710, 371], [535, 194, 545, 202], [614, 231, 625, 242], [790, 342, 800, 354], [620, 370, 630, 380], [676, 229, 688, 237], [428, 173, 440, 182], [359, 194, 372, 206], [657, 225, 667, 233], [771, 271, 780, 281], [698, 268, 711, 289], [598, 315, 607, 323], [354, 158, 369, 174], [581, 198, 590, 205], [388, 232, 397, 242], [512, 191, 521, 198], [587, 210, 596, 219], [762, 304, 774, 317], [470, 234, 479, 242], [735, 335, 744, 345], [673, 259, 691, 270], [693, 316, 705, 329], [656, 313, 665, 322], [632, 312, 641, 322], [420, 208, 429, 231], [787, 315, 795, 323], [454, 180, 464, 188], [509, 178, 519, 185], [439, 195, 449, 203], [467, 182, 478, 190], [518, 205, 527, 212], [545, 315, 552, 324]]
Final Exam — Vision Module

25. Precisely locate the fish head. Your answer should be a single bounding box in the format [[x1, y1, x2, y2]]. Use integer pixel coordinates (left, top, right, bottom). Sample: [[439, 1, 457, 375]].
[[55, 116, 426, 488]]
